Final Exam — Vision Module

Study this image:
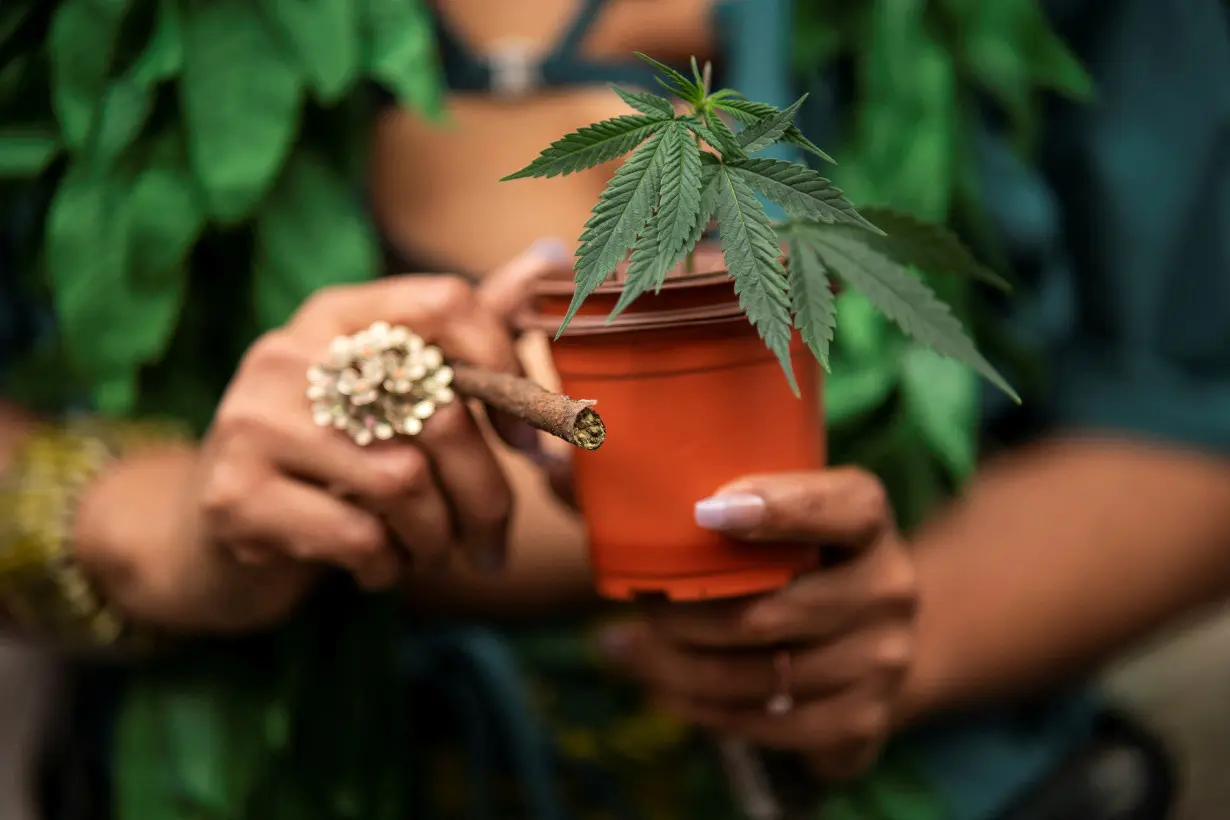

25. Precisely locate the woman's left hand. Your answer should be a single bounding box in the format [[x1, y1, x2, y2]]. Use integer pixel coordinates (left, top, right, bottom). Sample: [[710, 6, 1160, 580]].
[[600, 468, 918, 780]]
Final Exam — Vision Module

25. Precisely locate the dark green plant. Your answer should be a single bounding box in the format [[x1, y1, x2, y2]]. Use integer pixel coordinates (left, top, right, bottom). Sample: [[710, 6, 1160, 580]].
[[503, 54, 1017, 402]]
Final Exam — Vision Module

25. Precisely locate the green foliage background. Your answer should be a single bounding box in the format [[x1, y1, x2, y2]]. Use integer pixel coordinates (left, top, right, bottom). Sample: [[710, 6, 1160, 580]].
[[0, 0, 1090, 818], [796, 0, 1091, 532]]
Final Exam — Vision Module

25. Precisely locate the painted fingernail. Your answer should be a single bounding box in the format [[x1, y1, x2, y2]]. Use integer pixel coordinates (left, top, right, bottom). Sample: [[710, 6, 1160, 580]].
[[527, 237, 570, 264], [694, 493, 766, 530]]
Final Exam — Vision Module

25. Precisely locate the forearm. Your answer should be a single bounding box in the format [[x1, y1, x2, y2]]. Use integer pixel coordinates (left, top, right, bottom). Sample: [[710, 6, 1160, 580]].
[[1, 408, 312, 639], [74, 445, 316, 635], [898, 436, 1230, 725]]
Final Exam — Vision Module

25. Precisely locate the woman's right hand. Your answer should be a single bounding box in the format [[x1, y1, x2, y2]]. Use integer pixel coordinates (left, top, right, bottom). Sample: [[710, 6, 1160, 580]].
[[198, 274, 534, 591]]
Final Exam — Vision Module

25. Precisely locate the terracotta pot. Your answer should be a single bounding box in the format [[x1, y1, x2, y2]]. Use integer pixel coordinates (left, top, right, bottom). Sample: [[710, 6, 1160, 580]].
[[524, 248, 826, 601]]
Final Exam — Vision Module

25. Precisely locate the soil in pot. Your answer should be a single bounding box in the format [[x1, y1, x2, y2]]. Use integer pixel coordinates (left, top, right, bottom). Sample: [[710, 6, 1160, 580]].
[[524, 246, 826, 601]]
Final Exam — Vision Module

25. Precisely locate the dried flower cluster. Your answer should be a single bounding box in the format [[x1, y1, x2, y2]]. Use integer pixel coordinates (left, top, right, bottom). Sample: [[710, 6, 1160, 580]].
[[306, 322, 456, 446]]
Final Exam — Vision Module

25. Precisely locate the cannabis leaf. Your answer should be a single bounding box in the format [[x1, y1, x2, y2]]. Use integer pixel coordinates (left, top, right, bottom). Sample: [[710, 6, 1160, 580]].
[[609, 161, 720, 321], [501, 115, 667, 180], [560, 128, 669, 333], [737, 95, 808, 153], [786, 233, 837, 369], [714, 164, 797, 394], [701, 111, 745, 157], [655, 121, 704, 264], [503, 53, 1013, 400], [857, 206, 1011, 291], [794, 221, 1018, 401], [634, 52, 703, 103], [610, 84, 675, 119], [725, 157, 880, 232], [715, 97, 836, 164]]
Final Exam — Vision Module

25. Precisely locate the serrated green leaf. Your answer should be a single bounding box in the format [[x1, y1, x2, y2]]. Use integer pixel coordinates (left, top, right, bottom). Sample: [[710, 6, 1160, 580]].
[[716, 97, 835, 163], [359, 0, 444, 115], [634, 52, 702, 102], [502, 115, 666, 180], [558, 129, 668, 334], [655, 121, 704, 260], [737, 94, 807, 153], [857, 206, 1011, 291], [263, 0, 359, 103], [786, 233, 836, 369], [702, 111, 745, 157], [254, 152, 381, 329], [610, 160, 719, 320], [181, 0, 302, 223], [0, 128, 59, 177], [49, 0, 132, 150], [714, 164, 797, 394], [683, 115, 723, 153], [728, 158, 880, 232], [610, 84, 674, 118], [800, 222, 1018, 401]]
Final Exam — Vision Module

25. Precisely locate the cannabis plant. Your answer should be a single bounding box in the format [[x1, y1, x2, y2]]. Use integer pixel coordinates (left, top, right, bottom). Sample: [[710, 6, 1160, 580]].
[[503, 54, 1016, 401]]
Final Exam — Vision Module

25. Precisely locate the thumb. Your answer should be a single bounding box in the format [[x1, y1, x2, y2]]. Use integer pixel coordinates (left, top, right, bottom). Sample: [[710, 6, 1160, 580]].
[[477, 238, 572, 323]]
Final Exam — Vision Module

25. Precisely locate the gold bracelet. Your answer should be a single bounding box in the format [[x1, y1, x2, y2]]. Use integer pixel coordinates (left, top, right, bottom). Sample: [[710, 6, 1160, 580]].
[[0, 418, 189, 649]]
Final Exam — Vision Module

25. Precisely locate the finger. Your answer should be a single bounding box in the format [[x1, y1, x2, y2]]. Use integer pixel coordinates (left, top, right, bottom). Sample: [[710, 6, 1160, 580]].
[[601, 622, 910, 706], [366, 448, 455, 570], [288, 275, 519, 374], [807, 741, 885, 782], [417, 401, 512, 572], [694, 468, 892, 547], [205, 472, 401, 589], [737, 541, 917, 645], [476, 238, 571, 322], [658, 683, 893, 754]]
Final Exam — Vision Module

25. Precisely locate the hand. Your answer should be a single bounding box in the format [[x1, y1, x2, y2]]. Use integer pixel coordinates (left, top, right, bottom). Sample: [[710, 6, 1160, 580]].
[[199, 271, 536, 591], [600, 468, 917, 780]]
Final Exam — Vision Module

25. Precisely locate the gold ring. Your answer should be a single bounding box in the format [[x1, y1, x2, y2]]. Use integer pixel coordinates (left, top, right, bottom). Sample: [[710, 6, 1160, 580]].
[[765, 650, 794, 717], [307, 321, 456, 446]]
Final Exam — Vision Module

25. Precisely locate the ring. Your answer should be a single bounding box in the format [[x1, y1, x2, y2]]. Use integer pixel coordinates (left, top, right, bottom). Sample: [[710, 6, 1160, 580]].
[[765, 650, 794, 717], [307, 321, 456, 446]]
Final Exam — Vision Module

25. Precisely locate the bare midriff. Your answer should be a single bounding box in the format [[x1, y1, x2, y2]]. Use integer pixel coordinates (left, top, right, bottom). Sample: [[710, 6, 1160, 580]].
[[369, 0, 716, 276]]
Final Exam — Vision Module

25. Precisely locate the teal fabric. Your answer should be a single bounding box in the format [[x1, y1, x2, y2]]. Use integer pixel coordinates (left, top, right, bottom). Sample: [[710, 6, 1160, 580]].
[[911, 1, 1230, 818]]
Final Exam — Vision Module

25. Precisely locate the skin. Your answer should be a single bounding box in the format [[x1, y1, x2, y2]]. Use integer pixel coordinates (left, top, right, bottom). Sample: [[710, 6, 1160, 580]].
[[602, 439, 1230, 778], [2, 265, 560, 634]]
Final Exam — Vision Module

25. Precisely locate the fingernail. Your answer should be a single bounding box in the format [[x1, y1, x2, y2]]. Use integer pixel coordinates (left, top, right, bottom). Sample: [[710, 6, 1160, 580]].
[[597, 624, 635, 661], [694, 493, 766, 530], [527, 237, 570, 264]]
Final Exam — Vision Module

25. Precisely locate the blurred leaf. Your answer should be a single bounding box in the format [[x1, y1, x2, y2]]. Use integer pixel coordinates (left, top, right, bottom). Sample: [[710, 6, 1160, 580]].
[[825, 354, 897, 427], [857, 206, 1012, 291], [843, 0, 955, 219], [834, 290, 887, 363], [359, 0, 443, 116], [0, 127, 59, 177], [45, 167, 132, 377], [130, 0, 183, 85], [900, 346, 978, 479], [253, 152, 380, 329], [181, 0, 302, 223], [49, 0, 132, 150], [127, 128, 205, 285], [262, 0, 360, 103]]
